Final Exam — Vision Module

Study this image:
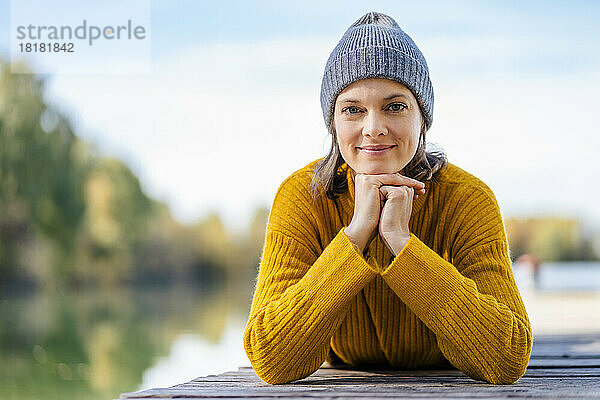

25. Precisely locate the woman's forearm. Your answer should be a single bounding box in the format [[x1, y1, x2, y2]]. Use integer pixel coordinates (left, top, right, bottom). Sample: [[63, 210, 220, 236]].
[[243, 227, 378, 384], [380, 235, 532, 384]]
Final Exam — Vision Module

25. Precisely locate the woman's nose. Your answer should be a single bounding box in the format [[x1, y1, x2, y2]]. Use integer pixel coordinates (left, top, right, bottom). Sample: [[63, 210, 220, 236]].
[[362, 112, 387, 137]]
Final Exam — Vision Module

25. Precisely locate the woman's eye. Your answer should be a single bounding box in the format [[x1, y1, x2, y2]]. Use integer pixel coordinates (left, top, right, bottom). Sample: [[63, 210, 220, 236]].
[[342, 106, 361, 114], [387, 103, 407, 112]]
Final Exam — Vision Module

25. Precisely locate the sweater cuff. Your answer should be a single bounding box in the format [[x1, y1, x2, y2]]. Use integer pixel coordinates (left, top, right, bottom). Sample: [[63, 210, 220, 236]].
[[379, 233, 465, 324]]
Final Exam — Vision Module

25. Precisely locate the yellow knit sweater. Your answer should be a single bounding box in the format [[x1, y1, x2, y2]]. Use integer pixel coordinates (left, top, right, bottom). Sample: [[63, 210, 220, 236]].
[[243, 158, 532, 385]]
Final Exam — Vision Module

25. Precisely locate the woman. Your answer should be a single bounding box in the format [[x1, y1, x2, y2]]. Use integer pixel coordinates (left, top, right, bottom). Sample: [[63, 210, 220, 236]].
[[243, 11, 532, 385]]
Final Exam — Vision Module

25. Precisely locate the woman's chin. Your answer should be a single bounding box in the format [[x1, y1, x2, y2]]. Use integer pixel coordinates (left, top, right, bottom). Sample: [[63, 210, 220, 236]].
[[354, 163, 402, 175]]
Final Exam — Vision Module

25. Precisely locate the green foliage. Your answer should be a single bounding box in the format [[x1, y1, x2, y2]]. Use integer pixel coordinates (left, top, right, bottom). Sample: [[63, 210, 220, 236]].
[[505, 216, 598, 262], [0, 60, 268, 287], [0, 61, 87, 283]]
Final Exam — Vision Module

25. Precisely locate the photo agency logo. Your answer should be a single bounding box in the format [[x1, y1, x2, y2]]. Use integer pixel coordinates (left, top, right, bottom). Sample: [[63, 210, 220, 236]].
[[16, 19, 147, 46], [10, 0, 151, 74]]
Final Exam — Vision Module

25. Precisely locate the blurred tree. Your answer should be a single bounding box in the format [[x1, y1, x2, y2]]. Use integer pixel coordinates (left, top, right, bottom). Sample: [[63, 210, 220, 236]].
[[505, 216, 597, 262], [0, 60, 87, 285], [0, 59, 240, 287], [69, 157, 155, 284], [190, 212, 230, 281], [229, 205, 268, 283]]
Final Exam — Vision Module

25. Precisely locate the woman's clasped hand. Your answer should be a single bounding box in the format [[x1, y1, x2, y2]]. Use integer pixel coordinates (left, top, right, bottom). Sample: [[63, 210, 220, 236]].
[[344, 172, 425, 256]]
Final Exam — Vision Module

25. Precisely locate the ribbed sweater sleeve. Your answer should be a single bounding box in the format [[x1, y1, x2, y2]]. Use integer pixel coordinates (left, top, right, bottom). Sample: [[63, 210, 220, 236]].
[[243, 173, 378, 384], [379, 183, 532, 384]]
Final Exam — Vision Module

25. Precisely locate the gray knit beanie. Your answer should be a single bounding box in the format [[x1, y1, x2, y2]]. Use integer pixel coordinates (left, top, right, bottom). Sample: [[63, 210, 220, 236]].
[[320, 11, 434, 133]]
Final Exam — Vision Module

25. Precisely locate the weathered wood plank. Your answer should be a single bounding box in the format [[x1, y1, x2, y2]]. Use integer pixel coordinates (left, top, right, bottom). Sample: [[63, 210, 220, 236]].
[[120, 376, 600, 400], [528, 358, 600, 368], [119, 334, 600, 399], [531, 333, 600, 358], [120, 367, 600, 399]]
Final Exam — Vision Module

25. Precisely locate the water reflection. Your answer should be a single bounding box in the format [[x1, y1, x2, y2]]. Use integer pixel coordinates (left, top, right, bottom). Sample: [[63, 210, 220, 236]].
[[139, 319, 248, 390], [0, 280, 252, 400]]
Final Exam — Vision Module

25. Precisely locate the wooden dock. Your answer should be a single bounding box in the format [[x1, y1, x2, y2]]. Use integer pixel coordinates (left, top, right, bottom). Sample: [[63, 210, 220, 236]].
[[119, 333, 600, 399]]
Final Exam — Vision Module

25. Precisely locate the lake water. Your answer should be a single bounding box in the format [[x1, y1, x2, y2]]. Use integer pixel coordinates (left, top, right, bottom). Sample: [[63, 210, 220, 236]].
[[513, 261, 600, 292], [0, 281, 253, 400], [536, 262, 600, 291], [1, 263, 599, 400]]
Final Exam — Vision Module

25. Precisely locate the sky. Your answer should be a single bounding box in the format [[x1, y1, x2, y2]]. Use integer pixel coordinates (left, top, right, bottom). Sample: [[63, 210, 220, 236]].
[[1, 0, 600, 233]]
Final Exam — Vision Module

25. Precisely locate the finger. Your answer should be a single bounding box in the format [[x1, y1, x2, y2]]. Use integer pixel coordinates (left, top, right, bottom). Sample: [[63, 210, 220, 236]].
[[393, 173, 424, 188], [357, 172, 426, 190], [380, 185, 415, 198], [371, 173, 425, 189], [380, 184, 423, 194]]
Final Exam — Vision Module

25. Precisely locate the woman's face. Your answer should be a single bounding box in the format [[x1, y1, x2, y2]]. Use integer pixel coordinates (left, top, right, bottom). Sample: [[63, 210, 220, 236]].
[[333, 78, 423, 177]]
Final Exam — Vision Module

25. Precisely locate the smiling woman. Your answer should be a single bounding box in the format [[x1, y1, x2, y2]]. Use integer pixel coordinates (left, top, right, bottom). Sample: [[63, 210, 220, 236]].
[[243, 11, 532, 386], [334, 79, 423, 176]]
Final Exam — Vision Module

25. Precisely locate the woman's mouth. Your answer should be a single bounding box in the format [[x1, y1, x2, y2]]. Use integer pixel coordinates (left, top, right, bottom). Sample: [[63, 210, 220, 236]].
[[357, 145, 396, 155]]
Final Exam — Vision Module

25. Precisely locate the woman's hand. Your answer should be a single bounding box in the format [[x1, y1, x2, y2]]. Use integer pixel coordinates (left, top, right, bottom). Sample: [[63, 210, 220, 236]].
[[379, 185, 416, 256], [344, 173, 424, 255]]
